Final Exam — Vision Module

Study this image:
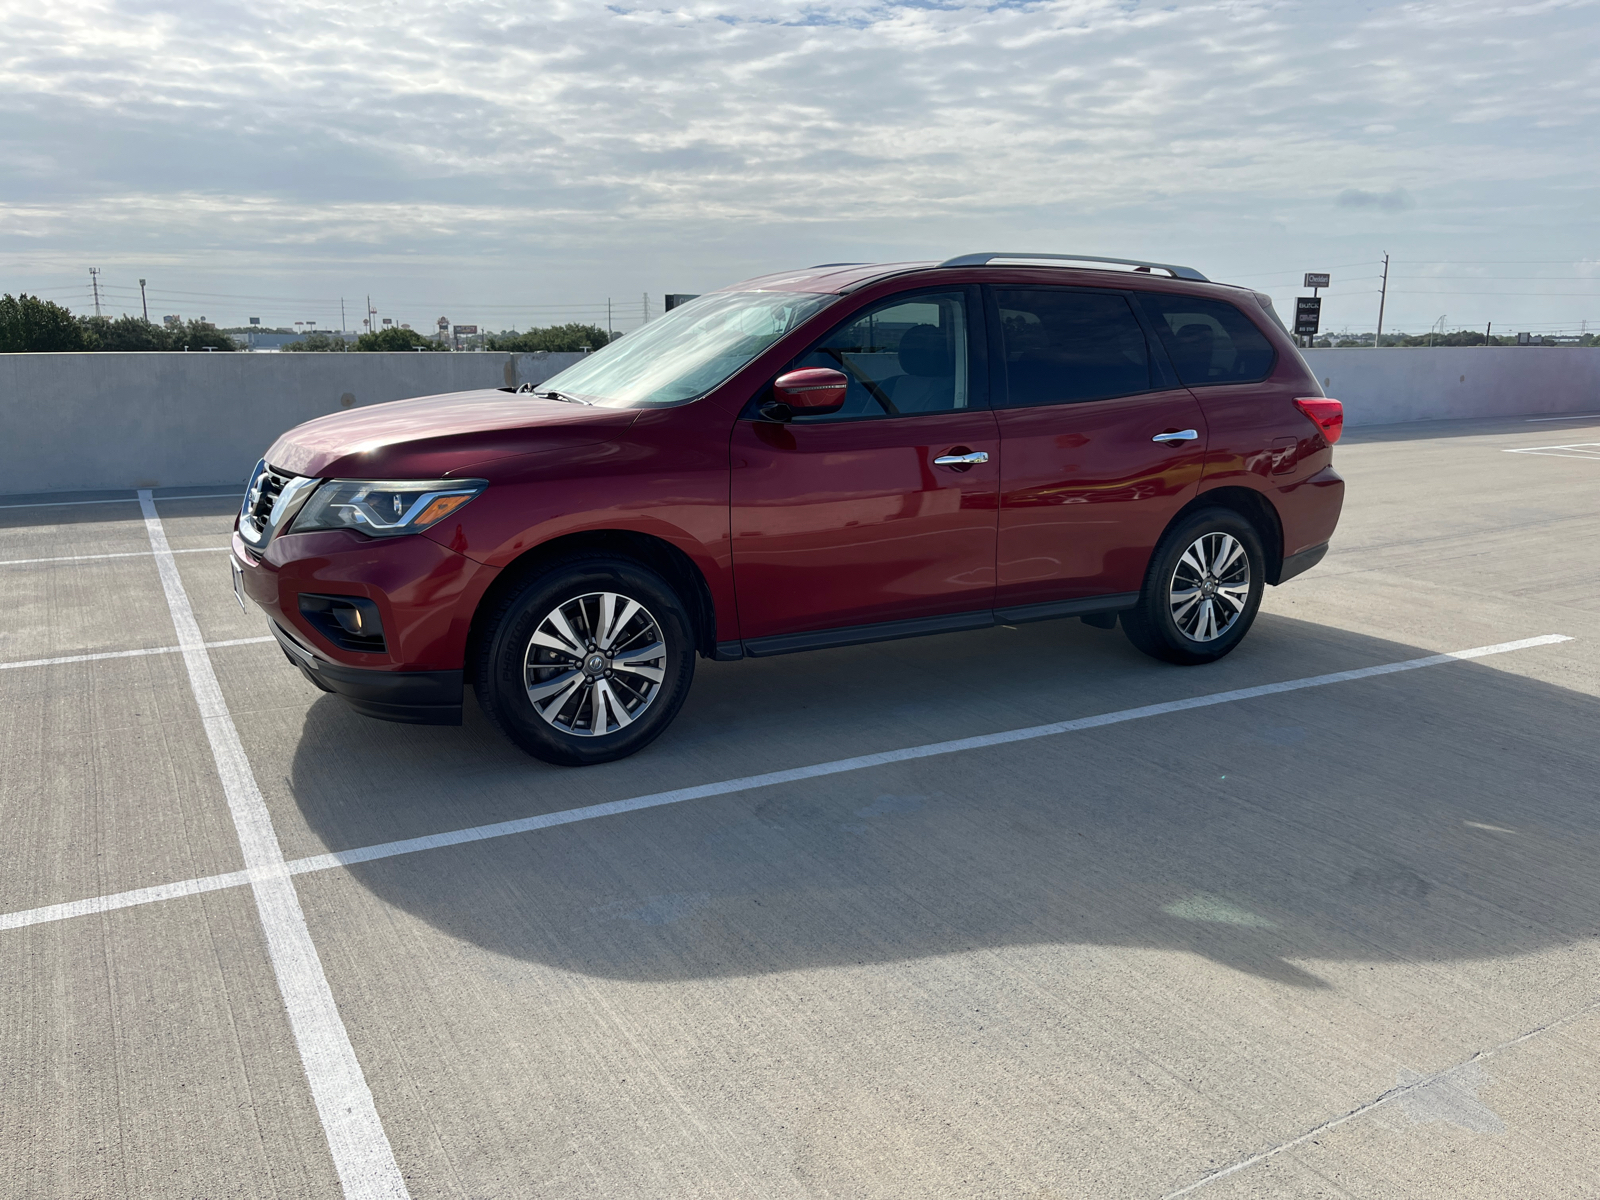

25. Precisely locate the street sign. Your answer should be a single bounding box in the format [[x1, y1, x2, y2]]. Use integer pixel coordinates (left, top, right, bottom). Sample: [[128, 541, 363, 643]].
[[455, 325, 478, 335], [1304, 273, 1330, 288], [1295, 296, 1322, 336]]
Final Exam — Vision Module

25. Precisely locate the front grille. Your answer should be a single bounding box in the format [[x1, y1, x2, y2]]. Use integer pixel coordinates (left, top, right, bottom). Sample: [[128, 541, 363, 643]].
[[245, 463, 292, 525], [240, 460, 307, 550]]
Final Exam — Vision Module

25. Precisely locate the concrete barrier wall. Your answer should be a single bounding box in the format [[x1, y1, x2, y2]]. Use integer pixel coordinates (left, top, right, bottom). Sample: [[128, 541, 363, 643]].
[[0, 351, 584, 495], [2, 347, 1598, 496], [1302, 347, 1600, 427]]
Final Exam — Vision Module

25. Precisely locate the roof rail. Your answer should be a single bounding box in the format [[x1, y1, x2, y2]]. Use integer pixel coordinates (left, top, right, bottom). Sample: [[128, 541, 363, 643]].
[[938, 253, 1208, 282]]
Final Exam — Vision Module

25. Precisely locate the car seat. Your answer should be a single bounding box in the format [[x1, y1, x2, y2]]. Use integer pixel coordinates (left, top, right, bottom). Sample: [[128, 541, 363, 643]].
[[889, 324, 957, 412]]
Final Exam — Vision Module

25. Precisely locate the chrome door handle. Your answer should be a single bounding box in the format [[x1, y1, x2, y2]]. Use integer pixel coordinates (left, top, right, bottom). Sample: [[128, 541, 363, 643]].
[[934, 451, 989, 466], [1152, 429, 1199, 444]]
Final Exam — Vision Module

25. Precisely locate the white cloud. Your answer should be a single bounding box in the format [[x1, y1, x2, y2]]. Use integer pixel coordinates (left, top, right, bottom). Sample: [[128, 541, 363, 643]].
[[2, 0, 1596, 332]]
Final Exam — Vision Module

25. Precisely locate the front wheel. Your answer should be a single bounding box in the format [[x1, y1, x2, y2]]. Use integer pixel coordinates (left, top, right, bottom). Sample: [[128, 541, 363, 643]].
[[474, 555, 696, 765], [1121, 509, 1265, 665]]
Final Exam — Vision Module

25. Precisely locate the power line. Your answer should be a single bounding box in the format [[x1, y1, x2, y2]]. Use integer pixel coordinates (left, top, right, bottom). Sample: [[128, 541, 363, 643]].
[[1395, 259, 1600, 265], [1372, 290, 1600, 297], [1382, 274, 1600, 280], [1226, 261, 1379, 279]]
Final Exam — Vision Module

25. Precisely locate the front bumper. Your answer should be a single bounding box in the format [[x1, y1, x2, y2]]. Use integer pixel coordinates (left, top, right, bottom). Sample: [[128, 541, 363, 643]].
[[269, 620, 464, 725], [232, 521, 496, 726]]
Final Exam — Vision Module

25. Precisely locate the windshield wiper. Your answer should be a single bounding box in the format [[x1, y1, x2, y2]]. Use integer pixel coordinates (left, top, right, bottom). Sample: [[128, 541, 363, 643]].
[[535, 389, 593, 405]]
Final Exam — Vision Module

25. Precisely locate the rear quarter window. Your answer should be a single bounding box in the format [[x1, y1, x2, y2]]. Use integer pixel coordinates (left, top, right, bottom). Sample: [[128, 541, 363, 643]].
[[1135, 294, 1277, 387]]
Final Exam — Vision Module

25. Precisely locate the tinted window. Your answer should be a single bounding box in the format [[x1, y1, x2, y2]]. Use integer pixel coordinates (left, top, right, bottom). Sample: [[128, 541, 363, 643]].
[[791, 291, 970, 420], [994, 289, 1151, 407], [1135, 293, 1276, 386]]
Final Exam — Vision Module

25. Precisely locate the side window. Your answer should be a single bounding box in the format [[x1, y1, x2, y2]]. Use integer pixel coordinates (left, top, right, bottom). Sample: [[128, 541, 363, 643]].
[[1135, 293, 1277, 386], [790, 291, 970, 420], [993, 289, 1151, 407]]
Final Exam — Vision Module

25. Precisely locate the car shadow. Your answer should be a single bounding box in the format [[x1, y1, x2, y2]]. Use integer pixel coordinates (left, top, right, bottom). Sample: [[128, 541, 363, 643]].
[[286, 613, 1597, 989]]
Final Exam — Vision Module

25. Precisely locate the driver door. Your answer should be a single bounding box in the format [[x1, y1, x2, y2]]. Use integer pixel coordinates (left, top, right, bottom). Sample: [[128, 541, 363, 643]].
[[730, 288, 1000, 648]]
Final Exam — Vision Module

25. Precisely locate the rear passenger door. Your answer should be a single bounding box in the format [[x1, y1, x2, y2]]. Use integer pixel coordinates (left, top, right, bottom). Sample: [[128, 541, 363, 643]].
[[1130, 291, 1294, 488], [989, 286, 1207, 614]]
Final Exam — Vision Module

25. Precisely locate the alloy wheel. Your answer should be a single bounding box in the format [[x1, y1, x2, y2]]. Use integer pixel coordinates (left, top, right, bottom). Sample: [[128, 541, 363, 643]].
[[523, 592, 667, 736], [1169, 532, 1251, 643]]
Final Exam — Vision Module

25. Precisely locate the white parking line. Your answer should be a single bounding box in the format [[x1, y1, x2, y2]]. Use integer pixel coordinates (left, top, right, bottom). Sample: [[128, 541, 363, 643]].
[[1504, 443, 1600, 459], [0, 869, 258, 931], [136, 490, 409, 1200], [1, 633, 1570, 938], [0, 492, 241, 510], [0, 637, 273, 672], [0, 546, 232, 567], [1525, 413, 1600, 421]]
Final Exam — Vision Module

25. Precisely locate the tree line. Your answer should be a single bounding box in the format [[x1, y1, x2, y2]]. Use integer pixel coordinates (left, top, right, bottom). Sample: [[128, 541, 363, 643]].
[[1315, 330, 1598, 348], [1, 294, 236, 352], [2, 294, 625, 355], [284, 324, 618, 353]]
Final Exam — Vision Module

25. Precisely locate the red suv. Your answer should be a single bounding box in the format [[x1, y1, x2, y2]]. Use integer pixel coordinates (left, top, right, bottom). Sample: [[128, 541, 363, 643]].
[[233, 254, 1344, 765]]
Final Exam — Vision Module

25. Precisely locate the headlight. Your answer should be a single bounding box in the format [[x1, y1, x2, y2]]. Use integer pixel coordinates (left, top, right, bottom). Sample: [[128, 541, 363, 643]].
[[290, 478, 487, 537]]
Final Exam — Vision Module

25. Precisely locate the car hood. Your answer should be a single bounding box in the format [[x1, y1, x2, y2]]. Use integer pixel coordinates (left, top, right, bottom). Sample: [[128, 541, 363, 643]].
[[265, 390, 638, 479]]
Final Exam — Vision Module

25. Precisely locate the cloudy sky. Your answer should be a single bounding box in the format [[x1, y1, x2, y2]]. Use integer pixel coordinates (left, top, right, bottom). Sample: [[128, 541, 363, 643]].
[[3, 0, 1597, 335]]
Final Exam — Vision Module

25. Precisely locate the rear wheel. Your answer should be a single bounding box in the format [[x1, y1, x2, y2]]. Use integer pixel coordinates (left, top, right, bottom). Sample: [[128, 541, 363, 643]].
[[1121, 509, 1265, 665], [474, 555, 696, 765]]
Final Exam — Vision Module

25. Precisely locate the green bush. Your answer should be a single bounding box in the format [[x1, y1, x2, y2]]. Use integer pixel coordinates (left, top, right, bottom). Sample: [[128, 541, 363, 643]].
[[0, 293, 88, 352], [80, 316, 181, 351], [182, 320, 237, 352], [354, 327, 442, 352], [83, 317, 236, 351], [487, 324, 616, 353], [1, 299, 239, 353], [282, 331, 351, 352]]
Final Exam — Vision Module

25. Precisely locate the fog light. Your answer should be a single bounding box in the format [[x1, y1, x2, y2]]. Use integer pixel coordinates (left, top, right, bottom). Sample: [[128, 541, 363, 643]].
[[298, 594, 386, 653]]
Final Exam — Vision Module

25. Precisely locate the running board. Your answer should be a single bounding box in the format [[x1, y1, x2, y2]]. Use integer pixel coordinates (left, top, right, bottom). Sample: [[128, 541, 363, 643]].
[[739, 594, 1138, 659]]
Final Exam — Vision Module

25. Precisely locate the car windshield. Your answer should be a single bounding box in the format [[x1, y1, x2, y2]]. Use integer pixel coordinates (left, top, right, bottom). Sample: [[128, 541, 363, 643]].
[[536, 290, 837, 407]]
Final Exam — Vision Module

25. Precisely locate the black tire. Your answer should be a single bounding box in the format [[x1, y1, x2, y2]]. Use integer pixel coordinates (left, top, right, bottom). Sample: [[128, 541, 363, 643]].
[[473, 554, 696, 766], [1121, 508, 1265, 665]]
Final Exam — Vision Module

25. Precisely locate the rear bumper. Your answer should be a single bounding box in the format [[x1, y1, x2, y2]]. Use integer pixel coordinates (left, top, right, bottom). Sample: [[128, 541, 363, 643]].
[[270, 620, 463, 726], [1272, 464, 1344, 582], [1276, 540, 1328, 584]]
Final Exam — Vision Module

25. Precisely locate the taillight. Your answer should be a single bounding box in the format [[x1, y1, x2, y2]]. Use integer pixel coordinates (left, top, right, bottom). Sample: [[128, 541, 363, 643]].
[[1294, 397, 1344, 444]]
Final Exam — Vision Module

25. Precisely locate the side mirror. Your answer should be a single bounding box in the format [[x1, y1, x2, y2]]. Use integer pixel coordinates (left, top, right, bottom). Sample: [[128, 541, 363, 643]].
[[771, 368, 848, 417]]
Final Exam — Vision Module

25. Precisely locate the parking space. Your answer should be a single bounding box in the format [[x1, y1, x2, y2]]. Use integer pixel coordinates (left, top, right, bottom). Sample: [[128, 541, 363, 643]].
[[5, 890, 341, 1197], [3, 415, 1600, 1198], [0, 652, 247, 910]]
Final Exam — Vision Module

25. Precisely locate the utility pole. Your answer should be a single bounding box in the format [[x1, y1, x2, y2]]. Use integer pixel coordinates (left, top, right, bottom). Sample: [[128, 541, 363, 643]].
[[341, 298, 347, 333], [607, 298, 613, 343], [139, 279, 148, 322], [1374, 253, 1389, 348], [1486, 321, 1492, 347], [89, 268, 102, 317], [642, 292, 649, 324]]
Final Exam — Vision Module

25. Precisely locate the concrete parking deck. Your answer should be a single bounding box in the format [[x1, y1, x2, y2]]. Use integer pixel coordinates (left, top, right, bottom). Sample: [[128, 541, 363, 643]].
[[3, 414, 1599, 1199]]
